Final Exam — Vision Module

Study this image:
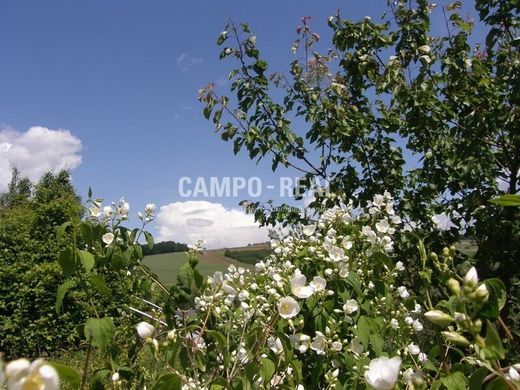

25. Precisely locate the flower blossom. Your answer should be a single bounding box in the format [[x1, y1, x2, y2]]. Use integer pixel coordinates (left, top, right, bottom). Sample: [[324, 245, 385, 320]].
[[290, 271, 314, 299], [5, 358, 59, 390], [364, 356, 401, 390], [278, 297, 300, 319], [102, 232, 114, 245]]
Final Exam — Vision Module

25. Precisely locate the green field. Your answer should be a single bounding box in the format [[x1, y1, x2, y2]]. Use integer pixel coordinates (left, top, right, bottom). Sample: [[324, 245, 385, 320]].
[[142, 250, 252, 286]]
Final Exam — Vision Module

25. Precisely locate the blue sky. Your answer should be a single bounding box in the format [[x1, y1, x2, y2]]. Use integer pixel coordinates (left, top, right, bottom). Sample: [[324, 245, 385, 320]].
[[0, 1, 482, 247]]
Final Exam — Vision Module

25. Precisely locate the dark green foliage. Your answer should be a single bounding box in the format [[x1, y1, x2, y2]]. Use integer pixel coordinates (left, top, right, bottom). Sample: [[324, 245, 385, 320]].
[[200, 0, 520, 327], [0, 170, 84, 359], [141, 240, 188, 256], [224, 248, 272, 265]]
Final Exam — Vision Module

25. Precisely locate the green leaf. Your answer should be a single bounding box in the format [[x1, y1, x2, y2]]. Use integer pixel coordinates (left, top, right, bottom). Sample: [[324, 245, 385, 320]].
[[48, 362, 81, 390], [56, 221, 71, 242], [80, 222, 94, 245], [480, 321, 505, 360], [144, 231, 154, 250], [79, 250, 95, 273], [58, 247, 77, 277], [88, 275, 112, 298], [469, 367, 488, 390], [486, 376, 512, 390], [356, 316, 371, 347], [55, 280, 76, 313], [89, 369, 111, 390], [260, 357, 275, 384], [153, 374, 182, 390], [486, 278, 507, 311], [440, 372, 468, 390], [489, 194, 520, 206], [84, 317, 115, 350], [480, 279, 507, 320]]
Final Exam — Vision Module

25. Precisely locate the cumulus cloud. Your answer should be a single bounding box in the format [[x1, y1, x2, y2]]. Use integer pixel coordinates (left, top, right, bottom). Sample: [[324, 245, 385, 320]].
[[176, 53, 203, 71], [0, 126, 82, 191], [156, 200, 269, 249]]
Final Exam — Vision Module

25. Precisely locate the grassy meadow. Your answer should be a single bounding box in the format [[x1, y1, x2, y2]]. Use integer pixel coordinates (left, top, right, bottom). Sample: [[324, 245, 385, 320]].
[[142, 248, 256, 286]]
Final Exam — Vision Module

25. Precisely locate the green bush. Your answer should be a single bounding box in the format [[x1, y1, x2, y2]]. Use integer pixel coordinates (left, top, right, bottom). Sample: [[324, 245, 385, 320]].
[[0, 171, 84, 359]]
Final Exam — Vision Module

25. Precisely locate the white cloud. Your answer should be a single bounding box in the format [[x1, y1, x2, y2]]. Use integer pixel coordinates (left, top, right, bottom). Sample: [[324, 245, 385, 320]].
[[176, 53, 203, 71], [0, 126, 82, 191], [156, 200, 269, 249]]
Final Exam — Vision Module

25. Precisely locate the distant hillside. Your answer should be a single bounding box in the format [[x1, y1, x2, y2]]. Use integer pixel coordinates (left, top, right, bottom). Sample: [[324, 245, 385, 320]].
[[223, 246, 272, 265]]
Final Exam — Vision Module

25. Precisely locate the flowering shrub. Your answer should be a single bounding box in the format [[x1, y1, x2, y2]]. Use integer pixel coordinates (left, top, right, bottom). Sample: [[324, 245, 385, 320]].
[[134, 192, 515, 388], [2, 192, 517, 389]]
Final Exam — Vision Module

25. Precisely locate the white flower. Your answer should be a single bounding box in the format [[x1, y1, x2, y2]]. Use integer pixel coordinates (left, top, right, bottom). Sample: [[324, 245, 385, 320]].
[[364, 356, 401, 390], [5, 359, 31, 386], [418, 352, 428, 363], [102, 206, 113, 217], [145, 203, 156, 215], [404, 316, 413, 325], [222, 281, 237, 295], [375, 219, 390, 233], [507, 367, 520, 382], [289, 334, 311, 354], [407, 343, 421, 355], [372, 194, 385, 207], [413, 320, 424, 332], [395, 261, 405, 271], [419, 55, 431, 64], [403, 368, 424, 384], [6, 358, 59, 390], [337, 262, 349, 278], [331, 341, 343, 351], [418, 44, 431, 54], [267, 336, 284, 355], [327, 245, 345, 262], [278, 296, 300, 319], [350, 338, 364, 354], [89, 205, 101, 218], [112, 372, 120, 382], [310, 276, 327, 292], [341, 236, 353, 250], [397, 286, 409, 299], [136, 322, 155, 339], [362, 226, 377, 244], [390, 318, 399, 329], [311, 332, 326, 355], [238, 290, 249, 301], [102, 232, 114, 245], [117, 197, 130, 218], [302, 224, 316, 236], [412, 303, 422, 313], [290, 272, 314, 299], [464, 266, 479, 287], [344, 299, 359, 314]]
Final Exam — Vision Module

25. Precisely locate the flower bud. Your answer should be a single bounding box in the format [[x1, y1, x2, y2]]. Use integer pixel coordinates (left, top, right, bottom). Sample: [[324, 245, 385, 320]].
[[418, 45, 431, 54], [424, 310, 454, 327], [464, 267, 479, 288], [473, 284, 489, 302], [442, 331, 470, 346], [471, 319, 482, 334], [136, 322, 155, 339], [447, 278, 461, 296]]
